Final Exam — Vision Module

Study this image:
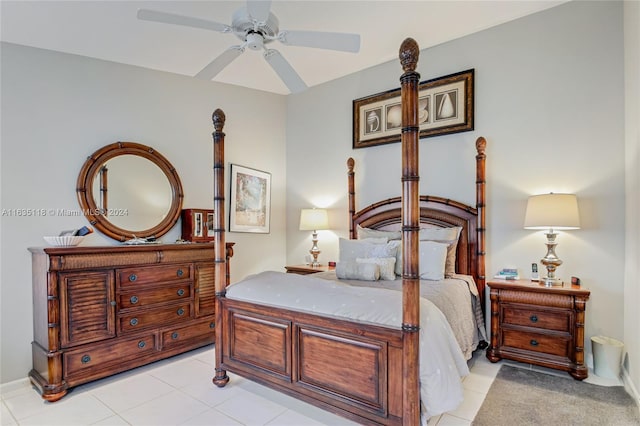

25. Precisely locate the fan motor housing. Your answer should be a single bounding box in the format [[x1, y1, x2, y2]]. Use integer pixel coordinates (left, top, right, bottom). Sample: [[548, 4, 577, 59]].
[[232, 8, 279, 45]]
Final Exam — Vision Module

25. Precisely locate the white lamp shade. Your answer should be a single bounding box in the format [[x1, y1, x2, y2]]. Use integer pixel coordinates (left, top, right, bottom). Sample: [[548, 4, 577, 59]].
[[299, 208, 329, 231], [524, 193, 580, 230]]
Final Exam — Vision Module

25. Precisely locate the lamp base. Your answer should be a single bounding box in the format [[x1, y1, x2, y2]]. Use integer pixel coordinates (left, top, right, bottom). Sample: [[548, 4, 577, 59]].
[[541, 276, 563, 287]]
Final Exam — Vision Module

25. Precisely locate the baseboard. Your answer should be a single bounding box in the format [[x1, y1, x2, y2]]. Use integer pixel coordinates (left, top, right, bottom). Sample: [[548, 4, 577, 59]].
[[621, 366, 640, 414], [0, 377, 30, 395]]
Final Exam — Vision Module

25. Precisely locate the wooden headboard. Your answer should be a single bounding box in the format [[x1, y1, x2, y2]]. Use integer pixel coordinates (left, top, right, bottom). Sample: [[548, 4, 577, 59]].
[[346, 137, 487, 302]]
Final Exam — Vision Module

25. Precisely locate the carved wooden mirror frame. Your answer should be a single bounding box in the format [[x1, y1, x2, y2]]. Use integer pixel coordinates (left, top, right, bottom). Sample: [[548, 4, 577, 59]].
[[76, 141, 184, 241]]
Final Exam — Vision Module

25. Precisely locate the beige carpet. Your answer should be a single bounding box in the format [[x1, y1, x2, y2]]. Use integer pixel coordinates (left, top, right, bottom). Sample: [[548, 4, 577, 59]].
[[472, 365, 640, 426]]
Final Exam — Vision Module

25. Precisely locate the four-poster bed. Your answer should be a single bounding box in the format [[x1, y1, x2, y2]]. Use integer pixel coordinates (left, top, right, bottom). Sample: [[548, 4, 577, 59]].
[[211, 38, 487, 425]]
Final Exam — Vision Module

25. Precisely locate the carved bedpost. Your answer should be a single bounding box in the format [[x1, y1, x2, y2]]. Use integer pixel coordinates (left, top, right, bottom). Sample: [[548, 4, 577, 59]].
[[347, 158, 356, 239], [475, 137, 487, 307], [212, 108, 229, 387], [399, 37, 421, 426]]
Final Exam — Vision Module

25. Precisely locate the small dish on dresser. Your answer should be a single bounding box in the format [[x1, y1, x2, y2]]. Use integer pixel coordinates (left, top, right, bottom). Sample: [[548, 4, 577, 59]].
[[43, 235, 85, 247]]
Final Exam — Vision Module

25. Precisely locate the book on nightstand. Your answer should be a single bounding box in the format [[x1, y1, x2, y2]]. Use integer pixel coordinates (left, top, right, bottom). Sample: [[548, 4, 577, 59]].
[[493, 268, 520, 280]]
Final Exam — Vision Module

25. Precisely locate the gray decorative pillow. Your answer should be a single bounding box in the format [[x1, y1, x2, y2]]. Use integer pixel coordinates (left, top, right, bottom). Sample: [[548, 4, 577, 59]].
[[356, 257, 396, 281], [336, 261, 380, 281]]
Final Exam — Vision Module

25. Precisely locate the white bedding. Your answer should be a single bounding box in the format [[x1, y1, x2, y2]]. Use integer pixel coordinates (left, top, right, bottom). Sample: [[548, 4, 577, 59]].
[[313, 271, 487, 359], [225, 271, 470, 420]]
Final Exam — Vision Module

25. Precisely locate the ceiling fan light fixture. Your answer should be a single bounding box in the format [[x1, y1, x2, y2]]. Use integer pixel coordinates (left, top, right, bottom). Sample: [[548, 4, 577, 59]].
[[246, 31, 264, 51]]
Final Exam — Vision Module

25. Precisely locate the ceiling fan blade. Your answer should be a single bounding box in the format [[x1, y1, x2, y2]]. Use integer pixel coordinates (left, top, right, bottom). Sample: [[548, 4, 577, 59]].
[[279, 30, 360, 53], [263, 49, 307, 94], [247, 0, 272, 23], [137, 9, 230, 33], [195, 46, 244, 80]]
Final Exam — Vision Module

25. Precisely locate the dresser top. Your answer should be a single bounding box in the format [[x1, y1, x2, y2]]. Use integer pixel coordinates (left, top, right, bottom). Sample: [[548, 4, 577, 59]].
[[28, 242, 235, 255]]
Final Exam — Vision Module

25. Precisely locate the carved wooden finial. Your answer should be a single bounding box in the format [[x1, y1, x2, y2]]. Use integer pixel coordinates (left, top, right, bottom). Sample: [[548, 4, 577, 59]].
[[399, 38, 419, 73], [347, 157, 354, 172], [476, 136, 487, 155], [212, 109, 226, 132]]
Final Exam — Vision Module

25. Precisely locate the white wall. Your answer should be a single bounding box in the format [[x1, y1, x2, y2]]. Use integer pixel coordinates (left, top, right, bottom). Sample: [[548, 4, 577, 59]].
[[623, 0, 640, 402], [287, 0, 631, 383], [0, 43, 288, 383]]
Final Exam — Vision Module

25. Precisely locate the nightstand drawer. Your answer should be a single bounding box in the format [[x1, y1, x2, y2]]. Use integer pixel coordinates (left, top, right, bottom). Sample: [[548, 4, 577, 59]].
[[502, 306, 570, 332], [502, 329, 570, 358]]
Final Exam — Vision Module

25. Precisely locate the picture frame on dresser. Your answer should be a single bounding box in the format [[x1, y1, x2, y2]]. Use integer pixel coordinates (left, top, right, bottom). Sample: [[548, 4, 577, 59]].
[[229, 163, 271, 234], [352, 69, 474, 149], [181, 208, 214, 242]]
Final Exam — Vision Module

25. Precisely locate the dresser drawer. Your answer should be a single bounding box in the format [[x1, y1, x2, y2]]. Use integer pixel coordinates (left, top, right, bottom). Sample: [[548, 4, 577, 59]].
[[64, 334, 156, 377], [119, 284, 192, 309], [502, 306, 570, 332], [161, 320, 215, 350], [119, 303, 192, 333], [502, 329, 570, 358], [118, 264, 192, 287]]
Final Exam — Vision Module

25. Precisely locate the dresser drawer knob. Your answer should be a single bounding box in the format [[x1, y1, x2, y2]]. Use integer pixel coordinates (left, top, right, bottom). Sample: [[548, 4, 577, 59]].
[[177, 308, 185, 316], [209, 322, 215, 329], [138, 340, 146, 349], [130, 296, 139, 304], [530, 339, 539, 347], [177, 289, 185, 297], [110, 301, 116, 307], [130, 318, 139, 326], [129, 274, 137, 282], [530, 315, 538, 323], [81, 355, 91, 364], [177, 269, 184, 277], [172, 332, 179, 340]]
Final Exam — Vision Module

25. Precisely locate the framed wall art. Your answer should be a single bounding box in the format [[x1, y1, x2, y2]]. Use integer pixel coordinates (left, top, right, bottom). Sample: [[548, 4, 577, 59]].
[[229, 164, 271, 233], [353, 69, 474, 149]]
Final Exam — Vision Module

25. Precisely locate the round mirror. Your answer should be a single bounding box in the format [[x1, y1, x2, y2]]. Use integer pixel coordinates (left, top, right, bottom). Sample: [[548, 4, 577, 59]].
[[77, 142, 184, 241]]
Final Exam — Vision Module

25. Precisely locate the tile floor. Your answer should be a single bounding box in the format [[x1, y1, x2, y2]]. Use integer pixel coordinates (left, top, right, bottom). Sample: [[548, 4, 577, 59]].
[[0, 346, 619, 426]]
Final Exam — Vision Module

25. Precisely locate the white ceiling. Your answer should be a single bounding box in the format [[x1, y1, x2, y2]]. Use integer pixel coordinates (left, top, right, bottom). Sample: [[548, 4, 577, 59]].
[[1, 1, 565, 95]]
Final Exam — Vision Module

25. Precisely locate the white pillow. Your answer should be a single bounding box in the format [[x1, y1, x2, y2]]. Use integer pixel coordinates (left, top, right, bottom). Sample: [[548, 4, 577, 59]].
[[419, 226, 462, 277], [418, 241, 448, 281], [356, 257, 396, 281], [336, 261, 380, 281], [360, 237, 388, 244], [356, 225, 402, 241], [338, 238, 397, 263]]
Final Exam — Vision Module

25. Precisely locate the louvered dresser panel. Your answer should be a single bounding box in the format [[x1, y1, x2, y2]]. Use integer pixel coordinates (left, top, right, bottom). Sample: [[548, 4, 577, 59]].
[[28, 242, 233, 402]]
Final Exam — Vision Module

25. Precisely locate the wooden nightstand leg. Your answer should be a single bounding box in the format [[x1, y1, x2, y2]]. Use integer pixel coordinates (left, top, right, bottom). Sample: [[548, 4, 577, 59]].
[[486, 288, 501, 362]]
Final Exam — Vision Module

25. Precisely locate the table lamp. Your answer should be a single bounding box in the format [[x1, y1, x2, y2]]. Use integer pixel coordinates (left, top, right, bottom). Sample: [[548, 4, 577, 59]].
[[299, 208, 329, 267], [524, 193, 580, 286]]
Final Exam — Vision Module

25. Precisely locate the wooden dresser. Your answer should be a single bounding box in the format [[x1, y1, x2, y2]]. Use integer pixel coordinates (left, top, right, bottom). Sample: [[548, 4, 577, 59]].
[[486, 279, 590, 379], [29, 242, 233, 402]]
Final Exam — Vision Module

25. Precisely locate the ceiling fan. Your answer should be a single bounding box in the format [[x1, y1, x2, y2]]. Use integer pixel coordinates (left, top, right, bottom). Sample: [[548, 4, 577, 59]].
[[137, 1, 361, 93]]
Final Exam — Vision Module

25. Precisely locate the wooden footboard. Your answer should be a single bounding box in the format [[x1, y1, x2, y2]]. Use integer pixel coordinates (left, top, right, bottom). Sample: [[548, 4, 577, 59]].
[[219, 297, 405, 425]]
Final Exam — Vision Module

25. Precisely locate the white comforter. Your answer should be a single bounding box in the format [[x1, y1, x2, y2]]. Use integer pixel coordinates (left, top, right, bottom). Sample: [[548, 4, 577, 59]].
[[313, 271, 487, 360], [225, 271, 469, 419]]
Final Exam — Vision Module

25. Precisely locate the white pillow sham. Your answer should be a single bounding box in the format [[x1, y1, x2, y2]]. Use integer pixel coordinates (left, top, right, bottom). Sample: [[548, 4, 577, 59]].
[[418, 241, 449, 281], [356, 225, 402, 241], [338, 238, 397, 264]]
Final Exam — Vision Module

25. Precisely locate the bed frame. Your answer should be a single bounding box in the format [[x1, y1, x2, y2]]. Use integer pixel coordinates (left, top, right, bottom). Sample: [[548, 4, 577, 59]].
[[211, 38, 487, 425]]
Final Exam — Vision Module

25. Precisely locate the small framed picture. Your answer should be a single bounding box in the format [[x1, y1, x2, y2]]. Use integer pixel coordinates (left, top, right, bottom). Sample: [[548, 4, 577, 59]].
[[181, 209, 214, 242]]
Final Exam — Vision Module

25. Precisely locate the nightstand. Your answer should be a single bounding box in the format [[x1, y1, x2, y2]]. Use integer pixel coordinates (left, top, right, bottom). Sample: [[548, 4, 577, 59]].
[[285, 264, 335, 275], [486, 279, 590, 380]]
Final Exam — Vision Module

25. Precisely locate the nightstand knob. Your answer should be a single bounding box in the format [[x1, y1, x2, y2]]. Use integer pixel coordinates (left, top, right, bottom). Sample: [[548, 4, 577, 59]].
[[530, 315, 538, 323], [530, 339, 539, 347]]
